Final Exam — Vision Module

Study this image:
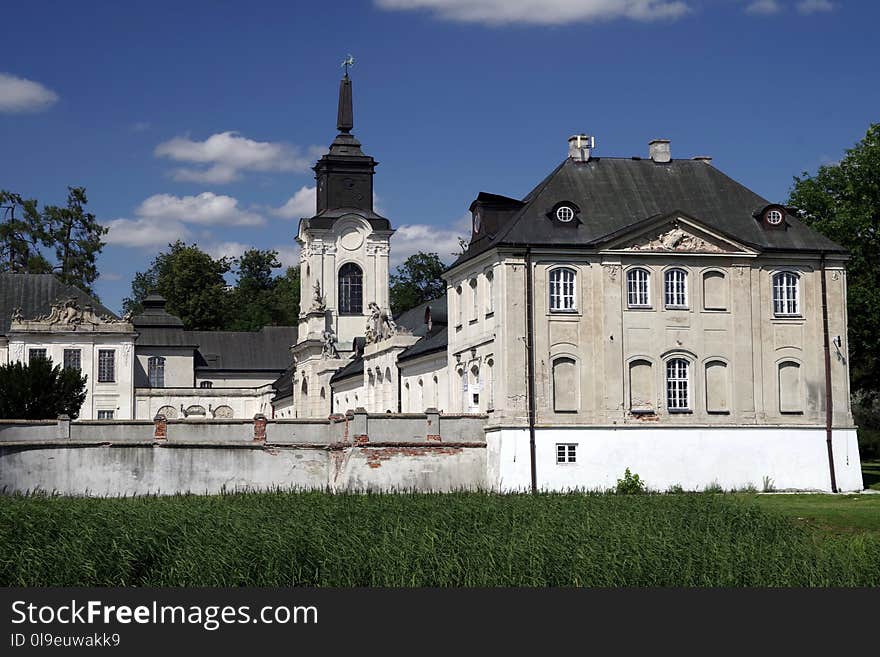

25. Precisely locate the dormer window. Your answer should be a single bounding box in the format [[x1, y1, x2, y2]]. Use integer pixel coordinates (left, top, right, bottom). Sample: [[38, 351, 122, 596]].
[[766, 209, 783, 225], [556, 206, 575, 222]]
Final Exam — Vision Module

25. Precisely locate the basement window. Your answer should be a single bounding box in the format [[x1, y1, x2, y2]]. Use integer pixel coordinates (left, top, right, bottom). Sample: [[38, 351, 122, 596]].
[[556, 443, 577, 464]]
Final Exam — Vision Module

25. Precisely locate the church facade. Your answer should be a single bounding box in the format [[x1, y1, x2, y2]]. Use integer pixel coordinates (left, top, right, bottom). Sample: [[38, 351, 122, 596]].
[[0, 73, 864, 492]]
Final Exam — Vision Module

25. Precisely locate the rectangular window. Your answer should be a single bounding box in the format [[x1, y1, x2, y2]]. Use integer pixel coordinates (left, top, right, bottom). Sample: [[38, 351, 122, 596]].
[[485, 271, 494, 314], [556, 443, 577, 464], [63, 349, 81, 371], [28, 348, 47, 362], [97, 410, 114, 419], [98, 349, 115, 383], [148, 357, 165, 388], [666, 359, 690, 411]]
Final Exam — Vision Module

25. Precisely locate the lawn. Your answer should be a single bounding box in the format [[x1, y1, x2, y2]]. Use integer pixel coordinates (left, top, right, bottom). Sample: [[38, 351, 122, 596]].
[[862, 459, 880, 491], [1, 491, 879, 587], [747, 492, 880, 536]]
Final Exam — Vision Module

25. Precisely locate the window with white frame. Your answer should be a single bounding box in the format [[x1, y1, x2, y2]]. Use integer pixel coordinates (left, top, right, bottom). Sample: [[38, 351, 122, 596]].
[[97, 410, 114, 420], [28, 348, 47, 362], [549, 267, 576, 312], [98, 349, 115, 383], [63, 349, 81, 371], [470, 278, 478, 320], [148, 356, 165, 388], [664, 268, 688, 308], [556, 443, 577, 464], [485, 269, 494, 314], [627, 268, 651, 308], [772, 272, 800, 316], [666, 358, 690, 411]]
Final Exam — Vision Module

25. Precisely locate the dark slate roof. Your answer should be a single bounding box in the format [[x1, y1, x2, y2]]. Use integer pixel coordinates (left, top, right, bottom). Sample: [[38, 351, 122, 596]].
[[394, 294, 447, 339], [329, 356, 365, 384], [396, 294, 449, 362], [131, 293, 184, 327], [398, 325, 448, 362], [272, 366, 294, 402], [452, 157, 844, 268], [0, 273, 117, 335], [191, 326, 297, 372]]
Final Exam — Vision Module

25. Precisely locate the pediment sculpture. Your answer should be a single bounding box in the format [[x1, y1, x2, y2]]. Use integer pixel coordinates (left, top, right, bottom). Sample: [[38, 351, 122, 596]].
[[626, 226, 724, 253], [16, 298, 126, 327]]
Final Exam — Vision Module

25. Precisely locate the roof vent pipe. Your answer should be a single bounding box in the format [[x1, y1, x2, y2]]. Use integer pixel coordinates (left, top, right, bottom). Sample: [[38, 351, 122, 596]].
[[568, 134, 594, 162], [692, 155, 713, 164], [649, 139, 671, 163]]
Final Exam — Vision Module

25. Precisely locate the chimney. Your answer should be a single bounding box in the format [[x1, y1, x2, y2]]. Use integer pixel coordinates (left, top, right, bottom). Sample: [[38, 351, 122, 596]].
[[649, 139, 671, 163], [568, 134, 594, 162]]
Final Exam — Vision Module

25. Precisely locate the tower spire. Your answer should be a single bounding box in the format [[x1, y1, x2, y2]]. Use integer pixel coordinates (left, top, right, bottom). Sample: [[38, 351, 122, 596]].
[[337, 55, 354, 133]]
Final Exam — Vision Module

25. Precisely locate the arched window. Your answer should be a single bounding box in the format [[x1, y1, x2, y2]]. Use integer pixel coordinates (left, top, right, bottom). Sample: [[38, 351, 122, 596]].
[[148, 356, 165, 388], [702, 271, 727, 310], [549, 267, 576, 312], [200, 381, 213, 389], [455, 285, 463, 326], [772, 272, 799, 316], [627, 268, 651, 308], [779, 361, 803, 413], [664, 268, 688, 308], [666, 358, 690, 411], [485, 358, 494, 410], [705, 360, 729, 413], [338, 263, 363, 314], [552, 357, 578, 412], [629, 359, 653, 412]]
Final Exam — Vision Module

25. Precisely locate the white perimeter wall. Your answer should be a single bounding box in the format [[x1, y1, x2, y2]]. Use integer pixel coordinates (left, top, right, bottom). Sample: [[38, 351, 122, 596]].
[[487, 427, 863, 493]]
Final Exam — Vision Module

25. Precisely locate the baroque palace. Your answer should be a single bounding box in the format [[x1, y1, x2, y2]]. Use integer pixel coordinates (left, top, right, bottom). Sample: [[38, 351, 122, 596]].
[[0, 71, 863, 492]]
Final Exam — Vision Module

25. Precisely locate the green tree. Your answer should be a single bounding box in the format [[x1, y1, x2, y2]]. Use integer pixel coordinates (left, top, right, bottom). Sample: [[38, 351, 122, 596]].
[[123, 241, 232, 330], [274, 265, 301, 325], [228, 249, 284, 331], [788, 123, 880, 400], [0, 190, 53, 273], [0, 357, 88, 419], [43, 186, 107, 297], [389, 252, 447, 316]]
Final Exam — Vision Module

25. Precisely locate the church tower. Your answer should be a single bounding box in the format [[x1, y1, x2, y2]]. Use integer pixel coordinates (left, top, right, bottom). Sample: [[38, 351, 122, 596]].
[[291, 66, 394, 417]]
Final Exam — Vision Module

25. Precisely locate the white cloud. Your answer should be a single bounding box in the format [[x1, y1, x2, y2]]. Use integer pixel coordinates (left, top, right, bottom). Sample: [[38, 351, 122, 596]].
[[105, 218, 190, 248], [135, 192, 264, 227], [205, 242, 301, 270], [273, 186, 316, 219], [745, 0, 782, 14], [796, 0, 833, 14], [0, 73, 59, 113], [390, 215, 471, 267], [155, 131, 322, 183], [375, 0, 690, 25], [106, 192, 263, 248]]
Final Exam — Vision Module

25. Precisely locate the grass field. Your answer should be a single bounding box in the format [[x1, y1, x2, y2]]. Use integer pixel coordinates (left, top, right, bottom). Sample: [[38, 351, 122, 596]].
[[2, 491, 879, 587], [862, 459, 880, 491]]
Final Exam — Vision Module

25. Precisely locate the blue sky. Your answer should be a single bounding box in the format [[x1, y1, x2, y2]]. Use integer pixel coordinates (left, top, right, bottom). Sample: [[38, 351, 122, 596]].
[[1, 0, 877, 313]]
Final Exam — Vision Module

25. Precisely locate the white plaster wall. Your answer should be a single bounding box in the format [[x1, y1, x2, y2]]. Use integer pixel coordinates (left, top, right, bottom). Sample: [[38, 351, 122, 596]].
[[135, 387, 274, 420], [134, 348, 193, 388], [332, 376, 363, 414], [487, 427, 863, 493], [400, 353, 448, 413], [10, 334, 135, 419]]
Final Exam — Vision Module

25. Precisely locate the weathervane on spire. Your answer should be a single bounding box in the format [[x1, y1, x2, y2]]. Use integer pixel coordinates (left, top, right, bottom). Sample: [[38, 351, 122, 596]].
[[341, 54, 355, 78]]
